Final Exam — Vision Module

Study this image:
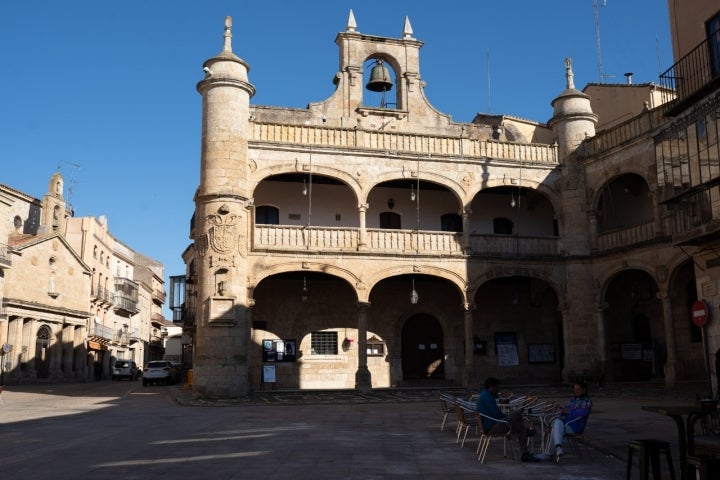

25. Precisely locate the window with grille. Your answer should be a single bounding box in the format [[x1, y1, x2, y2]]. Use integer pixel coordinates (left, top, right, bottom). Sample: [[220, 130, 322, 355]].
[[310, 331, 338, 355]]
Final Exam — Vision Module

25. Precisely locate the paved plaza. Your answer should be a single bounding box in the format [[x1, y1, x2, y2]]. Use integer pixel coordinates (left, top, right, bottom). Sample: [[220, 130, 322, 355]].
[[0, 381, 710, 479]]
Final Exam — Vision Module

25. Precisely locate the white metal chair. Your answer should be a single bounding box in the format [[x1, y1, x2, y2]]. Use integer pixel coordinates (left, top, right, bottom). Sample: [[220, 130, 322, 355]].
[[454, 401, 480, 447], [475, 411, 516, 463], [439, 393, 456, 431]]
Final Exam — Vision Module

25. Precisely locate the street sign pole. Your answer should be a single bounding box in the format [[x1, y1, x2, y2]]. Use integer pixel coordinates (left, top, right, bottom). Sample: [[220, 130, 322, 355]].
[[691, 300, 714, 399]]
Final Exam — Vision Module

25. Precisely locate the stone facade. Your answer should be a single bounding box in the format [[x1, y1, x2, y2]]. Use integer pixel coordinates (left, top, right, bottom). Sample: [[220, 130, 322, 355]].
[[0, 175, 167, 384], [185, 9, 720, 398]]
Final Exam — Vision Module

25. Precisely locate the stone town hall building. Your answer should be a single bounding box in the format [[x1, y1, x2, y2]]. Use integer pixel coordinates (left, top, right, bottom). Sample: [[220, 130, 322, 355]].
[[183, 4, 720, 398]]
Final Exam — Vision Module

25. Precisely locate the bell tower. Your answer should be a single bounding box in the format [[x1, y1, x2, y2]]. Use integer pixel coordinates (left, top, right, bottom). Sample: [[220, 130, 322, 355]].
[[193, 16, 255, 398], [39, 172, 68, 235]]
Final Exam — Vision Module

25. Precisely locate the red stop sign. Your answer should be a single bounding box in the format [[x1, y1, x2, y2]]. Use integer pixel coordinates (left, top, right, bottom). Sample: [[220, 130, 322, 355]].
[[691, 300, 708, 327]]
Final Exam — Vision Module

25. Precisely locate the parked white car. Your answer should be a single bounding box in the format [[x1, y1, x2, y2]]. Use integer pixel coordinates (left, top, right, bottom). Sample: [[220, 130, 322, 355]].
[[142, 360, 178, 386], [112, 360, 140, 381]]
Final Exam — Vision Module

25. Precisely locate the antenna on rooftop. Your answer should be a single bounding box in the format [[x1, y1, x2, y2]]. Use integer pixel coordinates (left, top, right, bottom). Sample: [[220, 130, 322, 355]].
[[487, 50, 492, 114], [593, 0, 611, 83], [57, 160, 82, 212]]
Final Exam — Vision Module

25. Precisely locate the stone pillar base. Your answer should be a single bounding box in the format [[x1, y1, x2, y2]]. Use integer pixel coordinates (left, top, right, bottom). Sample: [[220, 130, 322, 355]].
[[355, 366, 372, 393]]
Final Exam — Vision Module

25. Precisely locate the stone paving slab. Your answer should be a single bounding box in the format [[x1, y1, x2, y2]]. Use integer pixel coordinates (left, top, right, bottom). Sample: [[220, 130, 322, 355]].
[[0, 380, 712, 479]]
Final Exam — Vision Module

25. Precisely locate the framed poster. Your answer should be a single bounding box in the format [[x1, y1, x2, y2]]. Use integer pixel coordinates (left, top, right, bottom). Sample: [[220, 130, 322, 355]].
[[528, 343, 555, 364], [262, 338, 297, 362], [494, 332, 519, 366]]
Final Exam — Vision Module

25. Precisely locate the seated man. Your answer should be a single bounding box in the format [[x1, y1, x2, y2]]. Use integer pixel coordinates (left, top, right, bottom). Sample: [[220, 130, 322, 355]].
[[550, 381, 592, 460], [475, 376, 540, 463]]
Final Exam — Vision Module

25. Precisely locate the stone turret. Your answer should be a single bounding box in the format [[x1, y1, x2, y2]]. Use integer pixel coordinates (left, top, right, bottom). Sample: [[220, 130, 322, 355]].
[[193, 16, 255, 398], [548, 58, 598, 163]]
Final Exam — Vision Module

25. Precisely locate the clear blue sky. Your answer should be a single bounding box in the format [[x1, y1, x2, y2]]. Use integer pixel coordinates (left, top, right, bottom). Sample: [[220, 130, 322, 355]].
[[1, 1, 672, 316]]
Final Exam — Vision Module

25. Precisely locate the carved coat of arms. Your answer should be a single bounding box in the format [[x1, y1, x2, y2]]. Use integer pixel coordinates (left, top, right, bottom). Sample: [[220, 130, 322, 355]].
[[207, 213, 240, 254]]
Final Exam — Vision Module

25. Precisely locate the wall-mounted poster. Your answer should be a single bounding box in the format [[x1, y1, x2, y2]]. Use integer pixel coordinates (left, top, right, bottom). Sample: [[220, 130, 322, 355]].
[[494, 332, 519, 366], [262, 338, 297, 362], [528, 343, 555, 364]]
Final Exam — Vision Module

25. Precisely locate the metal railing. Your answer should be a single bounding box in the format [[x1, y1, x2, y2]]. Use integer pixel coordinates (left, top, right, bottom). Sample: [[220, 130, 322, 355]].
[[659, 30, 720, 110], [0, 242, 11, 268], [88, 323, 113, 341]]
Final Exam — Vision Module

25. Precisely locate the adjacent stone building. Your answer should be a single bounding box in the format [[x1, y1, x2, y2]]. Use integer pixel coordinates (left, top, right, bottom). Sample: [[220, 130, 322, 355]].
[[0, 174, 168, 383], [177, 4, 718, 398]]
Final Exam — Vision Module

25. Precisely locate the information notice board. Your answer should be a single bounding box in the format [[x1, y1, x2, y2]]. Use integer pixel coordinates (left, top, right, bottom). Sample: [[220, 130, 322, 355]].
[[262, 364, 276, 388]]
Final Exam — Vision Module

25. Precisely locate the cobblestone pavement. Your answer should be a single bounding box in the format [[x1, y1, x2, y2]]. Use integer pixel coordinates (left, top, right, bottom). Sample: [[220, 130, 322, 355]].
[[0, 380, 713, 479]]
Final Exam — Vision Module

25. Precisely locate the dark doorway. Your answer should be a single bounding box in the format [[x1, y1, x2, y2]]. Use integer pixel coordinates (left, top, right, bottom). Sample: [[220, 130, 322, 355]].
[[35, 325, 51, 379], [401, 314, 444, 380]]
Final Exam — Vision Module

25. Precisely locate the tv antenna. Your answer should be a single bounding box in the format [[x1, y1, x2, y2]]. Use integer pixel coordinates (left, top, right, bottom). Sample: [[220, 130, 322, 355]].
[[593, 0, 611, 83], [57, 160, 82, 211]]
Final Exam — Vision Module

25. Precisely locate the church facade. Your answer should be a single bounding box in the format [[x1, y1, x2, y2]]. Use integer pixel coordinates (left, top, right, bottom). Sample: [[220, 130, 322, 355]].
[[184, 8, 719, 398]]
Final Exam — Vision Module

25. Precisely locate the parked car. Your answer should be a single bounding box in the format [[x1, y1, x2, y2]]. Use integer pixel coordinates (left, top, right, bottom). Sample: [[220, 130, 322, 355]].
[[112, 360, 140, 381], [142, 360, 178, 386]]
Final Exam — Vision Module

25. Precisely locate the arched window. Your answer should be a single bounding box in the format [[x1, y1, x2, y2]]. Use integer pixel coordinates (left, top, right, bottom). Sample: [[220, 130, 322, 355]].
[[379, 212, 401, 229], [493, 217, 514, 235], [256, 206, 279, 225], [440, 213, 462, 232], [36, 325, 51, 349]]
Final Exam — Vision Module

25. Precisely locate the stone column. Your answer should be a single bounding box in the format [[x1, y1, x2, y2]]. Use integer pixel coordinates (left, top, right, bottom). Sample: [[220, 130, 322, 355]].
[[588, 211, 598, 250], [462, 303, 475, 387], [25, 319, 37, 376], [461, 209, 471, 253], [659, 292, 680, 387], [559, 303, 571, 382], [355, 302, 372, 393], [594, 302, 610, 380], [357, 203, 368, 250]]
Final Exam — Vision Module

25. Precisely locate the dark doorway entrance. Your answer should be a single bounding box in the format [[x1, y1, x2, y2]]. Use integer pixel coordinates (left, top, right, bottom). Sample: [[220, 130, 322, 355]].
[[401, 314, 444, 380], [35, 325, 51, 379]]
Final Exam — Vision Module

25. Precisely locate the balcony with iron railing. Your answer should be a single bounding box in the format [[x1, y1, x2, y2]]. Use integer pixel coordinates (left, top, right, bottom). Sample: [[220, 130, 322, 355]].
[[128, 327, 143, 342], [0, 242, 11, 269], [659, 30, 720, 115], [88, 323, 113, 342], [91, 285, 115, 305], [662, 184, 720, 245], [152, 289, 166, 305], [114, 296, 140, 316]]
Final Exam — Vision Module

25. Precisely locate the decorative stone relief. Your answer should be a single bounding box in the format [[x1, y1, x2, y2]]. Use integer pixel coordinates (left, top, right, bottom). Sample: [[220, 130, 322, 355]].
[[204, 206, 245, 266]]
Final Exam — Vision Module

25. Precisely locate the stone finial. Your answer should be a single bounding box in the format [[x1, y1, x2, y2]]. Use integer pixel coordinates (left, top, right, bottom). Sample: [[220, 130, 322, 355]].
[[402, 16, 414, 40], [223, 16, 233, 52], [347, 10, 357, 32], [565, 57, 575, 90]]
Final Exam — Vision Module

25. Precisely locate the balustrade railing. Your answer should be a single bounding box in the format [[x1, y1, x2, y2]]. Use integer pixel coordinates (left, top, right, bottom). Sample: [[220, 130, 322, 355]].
[[251, 123, 558, 164], [468, 234, 559, 257], [596, 221, 656, 251], [254, 225, 560, 257]]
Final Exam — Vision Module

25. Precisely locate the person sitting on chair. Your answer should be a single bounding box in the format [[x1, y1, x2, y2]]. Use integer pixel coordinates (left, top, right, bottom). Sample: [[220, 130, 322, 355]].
[[476, 376, 540, 463], [550, 381, 593, 460]]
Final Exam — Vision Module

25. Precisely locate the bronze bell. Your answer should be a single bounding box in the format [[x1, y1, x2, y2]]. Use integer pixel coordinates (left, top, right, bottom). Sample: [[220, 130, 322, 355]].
[[366, 59, 393, 92]]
